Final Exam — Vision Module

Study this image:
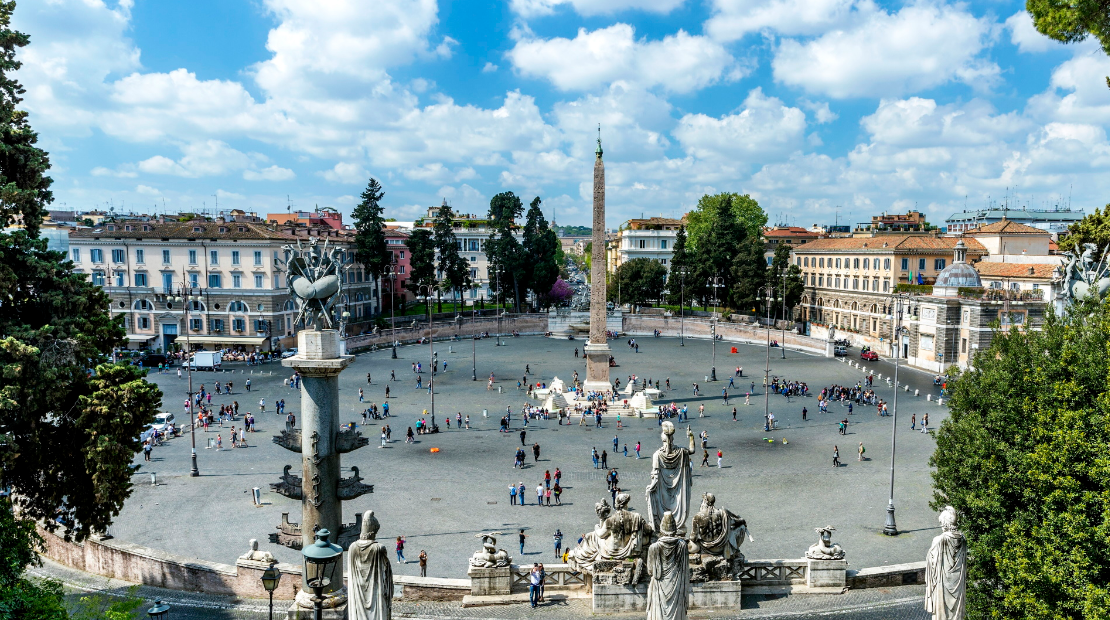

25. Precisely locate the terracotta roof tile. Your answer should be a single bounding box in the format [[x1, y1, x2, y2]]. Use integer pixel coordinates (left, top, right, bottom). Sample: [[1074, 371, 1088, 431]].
[[964, 220, 1046, 235], [797, 235, 986, 252], [973, 262, 1059, 279]]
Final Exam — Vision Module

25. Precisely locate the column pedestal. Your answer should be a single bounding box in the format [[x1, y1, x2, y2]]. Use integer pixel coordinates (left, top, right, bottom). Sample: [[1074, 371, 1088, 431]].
[[583, 342, 612, 394]]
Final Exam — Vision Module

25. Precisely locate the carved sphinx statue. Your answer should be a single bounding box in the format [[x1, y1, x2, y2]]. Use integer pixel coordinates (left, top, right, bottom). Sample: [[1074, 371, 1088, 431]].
[[805, 526, 845, 560], [238, 538, 275, 564]]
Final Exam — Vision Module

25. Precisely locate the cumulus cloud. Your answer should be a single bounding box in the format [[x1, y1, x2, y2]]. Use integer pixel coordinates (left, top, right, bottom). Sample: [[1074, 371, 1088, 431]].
[[322, 162, 370, 184], [799, 99, 838, 124], [1005, 11, 1055, 53], [482, 62, 498, 73], [243, 165, 296, 181], [137, 141, 253, 178], [772, 3, 1000, 98], [706, 0, 858, 41], [507, 24, 734, 93], [673, 88, 807, 161], [510, 0, 686, 18], [1027, 52, 1110, 124]]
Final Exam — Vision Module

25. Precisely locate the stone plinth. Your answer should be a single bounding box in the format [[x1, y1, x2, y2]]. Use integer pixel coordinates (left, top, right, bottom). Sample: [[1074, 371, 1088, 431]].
[[583, 342, 611, 394], [689, 580, 742, 609], [467, 566, 511, 596], [807, 559, 848, 588], [592, 582, 646, 612], [286, 602, 347, 620]]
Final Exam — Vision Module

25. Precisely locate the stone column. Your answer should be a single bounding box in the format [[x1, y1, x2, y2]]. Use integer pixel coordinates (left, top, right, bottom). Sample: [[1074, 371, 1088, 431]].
[[584, 133, 612, 394], [283, 329, 353, 595]]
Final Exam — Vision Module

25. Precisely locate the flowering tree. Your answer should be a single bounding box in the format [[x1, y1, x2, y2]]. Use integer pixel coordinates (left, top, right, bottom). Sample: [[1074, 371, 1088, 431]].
[[545, 277, 574, 307]]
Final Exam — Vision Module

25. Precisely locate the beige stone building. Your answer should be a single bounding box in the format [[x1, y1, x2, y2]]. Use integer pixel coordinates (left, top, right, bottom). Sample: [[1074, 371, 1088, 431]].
[[68, 214, 381, 352]]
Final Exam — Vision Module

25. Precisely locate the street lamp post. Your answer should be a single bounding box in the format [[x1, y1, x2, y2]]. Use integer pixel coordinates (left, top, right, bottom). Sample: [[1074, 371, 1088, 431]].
[[707, 276, 723, 381], [175, 277, 200, 478], [757, 284, 779, 430], [471, 306, 478, 381], [416, 284, 436, 419], [883, 294, 908, 536], [679, 269, 686, 347], [780, 270, 788, 359], [146, 600, 170, 619], [260, 564, 282, 620], [389, 267, 397, 359], [301, 530, 343, 620]]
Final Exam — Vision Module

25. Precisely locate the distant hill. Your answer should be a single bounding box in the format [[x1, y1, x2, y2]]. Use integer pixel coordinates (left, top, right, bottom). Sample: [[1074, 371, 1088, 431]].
[[556, 225, 591, 237]]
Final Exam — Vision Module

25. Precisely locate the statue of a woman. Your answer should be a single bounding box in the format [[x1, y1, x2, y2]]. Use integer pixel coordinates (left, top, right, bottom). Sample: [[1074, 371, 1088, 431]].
[[646, 511, 689, 620], [646, 421, 696, 534], [925, 506, 966, 620], [346, 510, 393, 620], [568, 500, 612, 574]]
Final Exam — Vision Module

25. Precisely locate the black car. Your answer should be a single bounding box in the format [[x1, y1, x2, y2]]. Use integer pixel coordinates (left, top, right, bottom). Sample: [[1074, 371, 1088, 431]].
[[135, 353, 170, 367]]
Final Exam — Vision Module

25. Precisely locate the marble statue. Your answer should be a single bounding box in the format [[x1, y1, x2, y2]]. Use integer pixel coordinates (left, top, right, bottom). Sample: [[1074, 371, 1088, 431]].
[[346, 510, 393, 620], [689, 493, 753, 560], [805, 526, 845, 560], [646, 421, 696, 534], [238, 539, 275, 563], [646, 511, 690, 620], [925, 506, 966, 620], [600, 493, 654, 561], [567, 500, 612, 573], [283, 236, 345, 330], [1062, 243, 1110, 301], [469, 532, 512, 568]]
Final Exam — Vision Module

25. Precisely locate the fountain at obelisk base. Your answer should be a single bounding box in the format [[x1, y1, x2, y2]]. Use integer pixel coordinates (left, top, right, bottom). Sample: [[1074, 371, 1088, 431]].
[[268, 238, 373, 619]]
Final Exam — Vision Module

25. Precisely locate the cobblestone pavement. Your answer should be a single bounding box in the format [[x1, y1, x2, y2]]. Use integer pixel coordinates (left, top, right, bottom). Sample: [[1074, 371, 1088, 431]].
[[115, 335, 948, 580], [33, 557, 928, 619]]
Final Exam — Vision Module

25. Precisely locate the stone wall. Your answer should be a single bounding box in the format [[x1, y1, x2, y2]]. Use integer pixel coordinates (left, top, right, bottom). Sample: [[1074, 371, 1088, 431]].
[[621, 315, 829, 357], [345, 314, 548, 352]]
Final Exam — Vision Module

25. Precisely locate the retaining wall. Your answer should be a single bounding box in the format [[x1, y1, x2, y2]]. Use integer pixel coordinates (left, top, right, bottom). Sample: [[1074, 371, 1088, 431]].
[[345, 314, 548, 352], [621, 315, 829, 357]]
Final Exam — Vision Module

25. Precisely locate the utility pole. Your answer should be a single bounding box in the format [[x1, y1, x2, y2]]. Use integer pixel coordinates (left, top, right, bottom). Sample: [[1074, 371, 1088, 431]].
[[758, 283, 777, 431], [883, 293, 907, 536], [707, 276, 723, 381]]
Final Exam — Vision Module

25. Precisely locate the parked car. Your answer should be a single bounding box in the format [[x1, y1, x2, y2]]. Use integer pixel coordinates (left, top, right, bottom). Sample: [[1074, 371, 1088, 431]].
[[861, 351, 879, 361], [834, 346, 848, 357], [138, 353, 170, 367], [140, 413, 175, 443], [281, 348, 298, 359]]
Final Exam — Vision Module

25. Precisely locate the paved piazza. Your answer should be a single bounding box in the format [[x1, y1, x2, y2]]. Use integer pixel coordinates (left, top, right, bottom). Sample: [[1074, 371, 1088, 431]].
[[118, 335, 949, 580]]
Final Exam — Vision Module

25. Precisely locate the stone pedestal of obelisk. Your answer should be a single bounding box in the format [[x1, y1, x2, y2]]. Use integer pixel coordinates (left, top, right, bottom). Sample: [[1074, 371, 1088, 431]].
[[583, 131, 612, 395], [282, 329, 353, 617]]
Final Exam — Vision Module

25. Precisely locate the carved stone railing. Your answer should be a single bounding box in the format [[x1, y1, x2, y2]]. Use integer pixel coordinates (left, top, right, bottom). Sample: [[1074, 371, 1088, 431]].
[[737, 560, 808, 585], [509, 563, 586, 590]]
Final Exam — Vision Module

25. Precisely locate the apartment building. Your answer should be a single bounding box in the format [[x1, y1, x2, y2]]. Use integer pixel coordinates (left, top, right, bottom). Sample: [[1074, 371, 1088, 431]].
[[609, 217, 684, 274], [413, 202, 524, 302], [945, 206, 1083, 235], [68, 215, 381, 352]]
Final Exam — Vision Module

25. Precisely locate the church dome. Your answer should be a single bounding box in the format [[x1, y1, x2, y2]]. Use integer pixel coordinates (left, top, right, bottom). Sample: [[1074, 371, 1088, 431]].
[[934, 240, 981, 289]]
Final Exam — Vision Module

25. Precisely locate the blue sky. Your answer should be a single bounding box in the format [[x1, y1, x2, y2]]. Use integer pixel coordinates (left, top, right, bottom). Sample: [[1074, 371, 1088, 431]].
[[14, 0, 1110, 228]]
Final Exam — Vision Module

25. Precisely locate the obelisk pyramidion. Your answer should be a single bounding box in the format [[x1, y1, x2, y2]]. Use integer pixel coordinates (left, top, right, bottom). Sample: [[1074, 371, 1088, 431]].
[[584, 126, 612, 394]]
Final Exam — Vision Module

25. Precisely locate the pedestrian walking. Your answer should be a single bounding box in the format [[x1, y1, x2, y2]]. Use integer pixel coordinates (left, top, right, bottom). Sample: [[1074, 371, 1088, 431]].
[[700, 450, 709, 467], [717, 449, 723, 468], [553, 529, 563, 558], [509, 484, 517, 505], [635, 441, 641, 459], [519, 529, 527, 555], [732, 407, 737, 421], [396, 536, 406, 563], [833, 446, 840, 468], [601, 450, 608, 469], [802, 406, 808, 421], [419, 550, 428, 577], [858, 442, 865, 461], [921, 413, 929, 433], [910, 413, 916, 430]]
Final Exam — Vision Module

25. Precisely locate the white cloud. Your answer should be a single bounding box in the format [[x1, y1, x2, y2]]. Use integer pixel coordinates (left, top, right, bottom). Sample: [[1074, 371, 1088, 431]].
[[772, 3, 999, 98], [137, 141, 253, 178], [507, 24, 734, 93], [861, 98, 1028, 147], [482, 62, 498, 73], [706, 0, 859, 41], [1027, 52, 1110, 124], [799, 98, 838, 123], [322, 162, 370, 184], [1005, 11, 1054, 53], [673, 88, 807, 161], [91, 165, 137, 178], [136, 185, 161, 196], [509, 0, 685, 18], [243, 165, 296, 181]]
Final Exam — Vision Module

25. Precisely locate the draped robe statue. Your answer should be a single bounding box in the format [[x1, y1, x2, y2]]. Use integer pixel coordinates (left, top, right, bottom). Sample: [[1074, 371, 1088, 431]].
[[567, 500, 612, 574], [599, 493, 653, 561], [689, 493, 752, 560], [646, 421, 696, 534], [925, 506, 966, 620], [346, 510, 393, 620], [646, 511, 690, 620]]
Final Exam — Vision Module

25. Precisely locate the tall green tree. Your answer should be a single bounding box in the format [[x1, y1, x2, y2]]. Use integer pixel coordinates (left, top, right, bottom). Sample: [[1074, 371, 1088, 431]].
[[0, 497, 67, 620], [666, 225, 692, 306], [1027, 0, 1110, 54], [522, 197, 559, 310], [730, 236, 767, 315], [404, 228, 436, 302], [351, 178, 391, 283], [486, 191, 527, 312], [611, 257, 667, 307], [432, 203, 471, 312], [692, 194, 747, 308], [1059, 204, 1110, 261], [685, 192, 767, 252], [932, 296, 1110, 619]]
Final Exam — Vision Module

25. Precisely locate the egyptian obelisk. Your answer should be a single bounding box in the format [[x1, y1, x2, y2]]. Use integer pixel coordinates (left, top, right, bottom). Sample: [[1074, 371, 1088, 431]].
[[584, 126, 612, 394]]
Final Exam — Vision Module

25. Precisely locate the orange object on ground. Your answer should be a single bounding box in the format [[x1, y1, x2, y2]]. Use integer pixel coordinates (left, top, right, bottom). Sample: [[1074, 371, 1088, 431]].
[[430, 447, 440, 453], [730, 347, 738, 354]]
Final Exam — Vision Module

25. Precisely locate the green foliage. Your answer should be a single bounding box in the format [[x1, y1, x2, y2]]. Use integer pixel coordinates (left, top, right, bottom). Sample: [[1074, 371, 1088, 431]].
[[523, 197, 560, 309], [1059, 204, 1110, 261], [894, 283, 934, 295], [931, 296, 1110, 619], [685, 192, 767, 252], [691, 195, 747, 307], [486, 192, 527, 312], [68, 586, 143, 620], [770, 244, 805, 320], [1027, 0, 1110, 54], [554, 225, 591, 237], [612, 258, 667, 306], [432, 203, 470, 306], [665, 225, 692, 305], [729, 237, 766, 314], [0, 497, 67, 620], [351, 178, 391, 281], [404, 228, 436, 296], [0, 2, 51, 237]]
